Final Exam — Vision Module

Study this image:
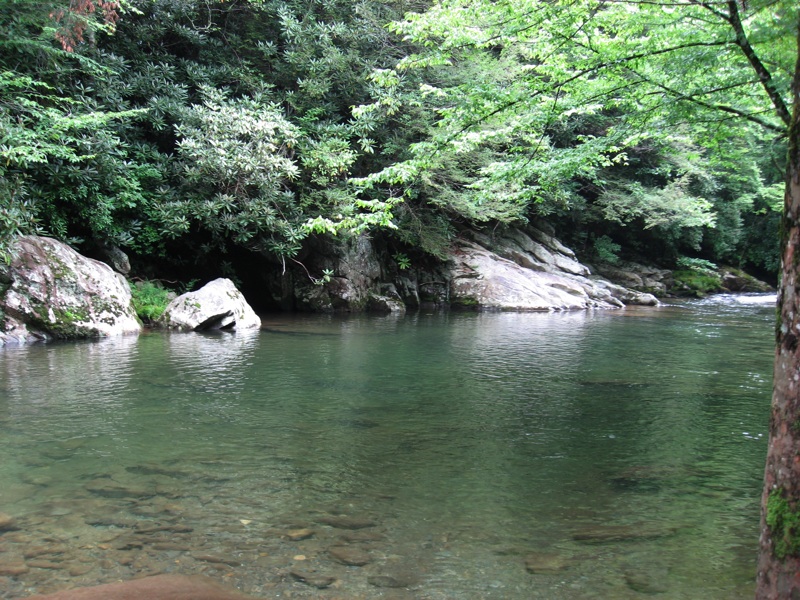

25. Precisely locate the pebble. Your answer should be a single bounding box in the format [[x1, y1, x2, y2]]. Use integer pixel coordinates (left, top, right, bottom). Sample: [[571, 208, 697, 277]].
[[524, 552, 571, 574], [290, 569, 336, 589], [0, 513, 19, 532], [0, 560, 29, 576], [286, 528, 314, 541]]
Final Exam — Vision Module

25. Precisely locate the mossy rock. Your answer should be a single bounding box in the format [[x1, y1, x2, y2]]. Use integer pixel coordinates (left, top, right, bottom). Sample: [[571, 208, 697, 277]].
[[671, 269, 724, 297]]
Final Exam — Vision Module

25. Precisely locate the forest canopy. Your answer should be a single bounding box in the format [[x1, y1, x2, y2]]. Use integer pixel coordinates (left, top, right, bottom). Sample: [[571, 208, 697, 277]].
[[0, 0, 795, 279]]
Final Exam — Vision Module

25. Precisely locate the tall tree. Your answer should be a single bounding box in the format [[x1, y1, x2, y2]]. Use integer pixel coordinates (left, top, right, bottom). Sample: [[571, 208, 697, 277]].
[[756, 14, 800, 598]]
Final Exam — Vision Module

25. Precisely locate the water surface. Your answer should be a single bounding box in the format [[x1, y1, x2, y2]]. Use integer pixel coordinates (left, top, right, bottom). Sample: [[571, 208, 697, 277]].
[[0, 295, 775, 598]]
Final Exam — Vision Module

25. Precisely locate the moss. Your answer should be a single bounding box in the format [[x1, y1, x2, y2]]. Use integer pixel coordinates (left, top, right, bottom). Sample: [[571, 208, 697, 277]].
[[43, 306, 94, 338], [671, 269, 723, 297], [130, 280, 173, 324], [766, 489, 800, 559], [451, 297, 480, 310]]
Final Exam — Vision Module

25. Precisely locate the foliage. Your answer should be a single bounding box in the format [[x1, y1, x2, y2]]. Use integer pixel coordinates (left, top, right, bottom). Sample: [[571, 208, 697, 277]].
[[0, 0, 793, 280], [353, 0, 794, 267], [592, 235, 621, 266], [676, 256, 718, 275], [172, 86, 303, 256], [129, 280, 173, 323], [393, 252, 411, 270], [671, 270, 723, 297]]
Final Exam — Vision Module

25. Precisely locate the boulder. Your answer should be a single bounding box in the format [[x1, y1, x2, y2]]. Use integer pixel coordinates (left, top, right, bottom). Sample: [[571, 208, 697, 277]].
[[719, 267, 774, 293], [158, 278, 261, 331], [0, 235, 141, 346], [23, 574, 259, 600]]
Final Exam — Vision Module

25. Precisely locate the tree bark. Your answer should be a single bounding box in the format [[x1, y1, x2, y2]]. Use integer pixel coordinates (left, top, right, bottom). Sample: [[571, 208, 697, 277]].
[[756, 15, 800, 599]]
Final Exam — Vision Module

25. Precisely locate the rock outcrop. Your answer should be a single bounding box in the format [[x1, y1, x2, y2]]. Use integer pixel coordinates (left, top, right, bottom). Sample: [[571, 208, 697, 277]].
[[158, 278, 261, 331], [444, 230, 658, 310], [291, 235, 384, 312], [279, 226, 657, 312], [0, 235, 141, 346], [595, 260, 773, 297], [592, 261, 673, 296]]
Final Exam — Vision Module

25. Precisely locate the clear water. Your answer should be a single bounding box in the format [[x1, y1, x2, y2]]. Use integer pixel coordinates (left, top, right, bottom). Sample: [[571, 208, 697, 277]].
[[0, 295, 775, 599]]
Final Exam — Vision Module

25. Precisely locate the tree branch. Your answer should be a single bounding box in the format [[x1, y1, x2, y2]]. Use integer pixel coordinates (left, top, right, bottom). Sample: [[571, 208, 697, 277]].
[[629, 67, 787, 133], [726, 0, 792, 126]]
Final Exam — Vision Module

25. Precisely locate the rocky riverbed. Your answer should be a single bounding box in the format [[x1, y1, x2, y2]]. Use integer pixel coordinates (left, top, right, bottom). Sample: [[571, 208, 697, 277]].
[[0, 454, 700, 600]]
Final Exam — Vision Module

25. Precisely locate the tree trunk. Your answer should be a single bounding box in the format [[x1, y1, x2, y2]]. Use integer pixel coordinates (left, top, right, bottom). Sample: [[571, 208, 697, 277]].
[[756, 16, 800, 599]]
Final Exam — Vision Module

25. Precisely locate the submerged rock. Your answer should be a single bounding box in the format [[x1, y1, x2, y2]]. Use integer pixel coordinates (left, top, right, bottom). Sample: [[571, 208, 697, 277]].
[[524, 552, 572, 575], [0, 513, 19, 532], [23, 574, 260, 599], [367, 566, 418, 588], [624, 565, 670, 594], [158, 278, 261, 331], [572, 524, 677, 543], [290, 570, 336, 589], [84, 479, 154, 500], [0, 558, 29, 576], [286, 528, 315, 541], [0, 235, 141, 346], [329, 545, 371, 566]]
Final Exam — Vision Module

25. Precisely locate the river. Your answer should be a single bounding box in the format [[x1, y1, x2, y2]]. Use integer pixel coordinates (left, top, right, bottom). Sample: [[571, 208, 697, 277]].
[[0, 294, 775, 598]]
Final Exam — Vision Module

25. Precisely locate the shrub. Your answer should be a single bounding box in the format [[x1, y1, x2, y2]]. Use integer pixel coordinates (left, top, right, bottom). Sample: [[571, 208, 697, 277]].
[[130, 280, 174, 323]]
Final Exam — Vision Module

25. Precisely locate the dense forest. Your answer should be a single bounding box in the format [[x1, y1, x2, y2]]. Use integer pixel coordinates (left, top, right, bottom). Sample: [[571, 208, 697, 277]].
[[0, 0, 794, 288]]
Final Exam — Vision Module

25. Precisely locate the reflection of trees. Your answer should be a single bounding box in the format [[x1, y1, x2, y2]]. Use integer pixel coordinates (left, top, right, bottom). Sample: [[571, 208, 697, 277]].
[[2, 335, 139, 432]]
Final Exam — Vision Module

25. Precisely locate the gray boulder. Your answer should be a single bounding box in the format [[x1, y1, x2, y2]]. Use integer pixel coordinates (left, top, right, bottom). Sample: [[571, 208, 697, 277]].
[[0, 235, 141, 346], [158, 278, 261, 331]]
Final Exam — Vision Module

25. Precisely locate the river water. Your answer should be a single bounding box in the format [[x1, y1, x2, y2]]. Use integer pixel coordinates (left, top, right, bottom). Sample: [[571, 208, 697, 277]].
[[0, 295, 775, 599]]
